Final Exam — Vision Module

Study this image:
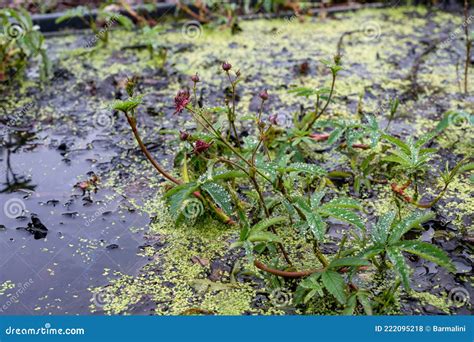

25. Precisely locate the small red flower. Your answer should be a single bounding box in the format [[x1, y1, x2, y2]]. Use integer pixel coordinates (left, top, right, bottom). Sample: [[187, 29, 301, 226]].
[[259, 89, 269, 101], [174, 89, 190, 115], [193, 140, 212, 154], [179, 131, 190, 141], [222, 62, 232, 71], [191, 73, 200, 83]]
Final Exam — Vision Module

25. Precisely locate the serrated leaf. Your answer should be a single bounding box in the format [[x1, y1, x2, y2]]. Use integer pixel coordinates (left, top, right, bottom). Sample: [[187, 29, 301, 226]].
[[388, 211, 435, 244], [321, 270, 346, 304], [395, 240, 455, 272], [201, 182, 233, 216], [310, 191, 326, 210], [383, 134, 410, 154], [360, 245, 385, 258], [288, 87, 318, 97], [343, 294, 357, 315], [248, 231, 282, 243], [357, 291, 373, 315], [208, 169, 247, 182], [165, 182, 199, 221], [327, 127, 344, 145], [284, 162, 327, 177], [386, 246, 410, 290], [323, 197, 362, 210], [299, 273, 322, 289], [252, 216, 287, 232], [112, 96, 143, 113], [329, 257, 370, 269], [415, 131, 436, 148], [307, 212, 326, 240], [372, 211, 396, 244], [320, 207, 365, 230]]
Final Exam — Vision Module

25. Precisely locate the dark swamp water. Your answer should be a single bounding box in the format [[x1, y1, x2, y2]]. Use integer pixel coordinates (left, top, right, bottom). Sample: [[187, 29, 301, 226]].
[[1, 6, 473, 315]]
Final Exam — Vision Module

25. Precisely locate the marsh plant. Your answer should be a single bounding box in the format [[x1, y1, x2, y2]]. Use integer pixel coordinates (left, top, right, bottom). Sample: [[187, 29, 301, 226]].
[[113, 57, 471, 315], [55, 5, 134, 47], [0, 8, 50, 83]]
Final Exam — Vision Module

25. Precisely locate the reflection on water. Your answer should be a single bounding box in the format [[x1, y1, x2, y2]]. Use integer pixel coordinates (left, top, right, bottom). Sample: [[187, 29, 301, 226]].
[[0, 127, 149, 315]]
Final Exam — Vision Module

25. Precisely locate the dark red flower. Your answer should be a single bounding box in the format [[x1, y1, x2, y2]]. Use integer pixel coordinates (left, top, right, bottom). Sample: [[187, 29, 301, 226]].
[[179, 130, 190, 141], [259, 89, 269, 101], [174, 89, 190, 115], [222, 62, 232, 71], [193, 140, 212, 154], [191, 73, 200, 83]]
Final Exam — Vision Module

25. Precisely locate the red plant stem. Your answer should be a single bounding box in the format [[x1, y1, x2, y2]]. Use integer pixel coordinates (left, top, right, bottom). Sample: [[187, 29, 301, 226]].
[[124, 113, 235, 224], [309, 133, 369, 149], [254, 260, 369, 278], [125, 114, 181, 184]]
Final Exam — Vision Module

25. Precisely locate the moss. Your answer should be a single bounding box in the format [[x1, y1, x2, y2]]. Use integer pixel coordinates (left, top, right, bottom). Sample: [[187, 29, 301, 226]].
[[409, 290, 451, 314], [90, 198, 262, 315], [0, 281, 15, 296]]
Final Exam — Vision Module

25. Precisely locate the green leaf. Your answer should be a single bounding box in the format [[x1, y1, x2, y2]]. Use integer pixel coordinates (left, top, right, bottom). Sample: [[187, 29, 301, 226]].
[[383, 134, 411, 154], [288, 87, 318, 98], [327, 127, 344, 145], [360, 245, 385, 259], [395, 240, 455, 272], [284, 162, 327, 177], [248, 231, 282, 243], [320, 207, 365, 230], [415, 131, 436, 148], [388, 211, 435, 244], [343, 294, 357, 315], [386, 246, 410, 290], [201, 182, 233, 216], [252, 216, 287, 232], [323, 197, 362, 210], [208, 170, 247, 181], [306, 212, 327, 240], [357, 291, 373, 315], [164, 182, 199, 221], [111, 13, 134, 30], [112, 96, 143, 114], [329, 257, 370, 269], [372, 211, 396, 244], [382, 155, 410, 166], [310, 191, 326, 210], [55, 6, 88, 24], [321, 270, 347, 304]]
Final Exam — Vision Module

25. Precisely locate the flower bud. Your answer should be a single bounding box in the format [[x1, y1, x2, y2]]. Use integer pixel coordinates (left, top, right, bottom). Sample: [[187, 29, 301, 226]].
[[179, 131, 190, 141], [259, 89, 269, 101], [222, 62, 232, 71], [191, 73, 200, 83]]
